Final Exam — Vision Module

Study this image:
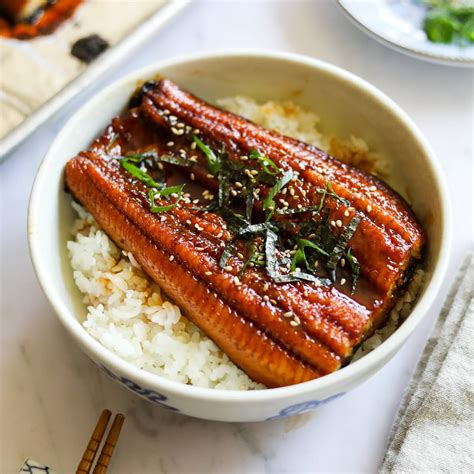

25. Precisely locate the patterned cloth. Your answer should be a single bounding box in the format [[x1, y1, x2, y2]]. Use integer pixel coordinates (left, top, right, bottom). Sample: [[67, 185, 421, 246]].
[[382, 253, 474, 472]]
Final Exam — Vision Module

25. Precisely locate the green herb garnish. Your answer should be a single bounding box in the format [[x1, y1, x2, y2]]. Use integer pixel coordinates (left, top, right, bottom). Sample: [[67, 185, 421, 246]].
[[291, 239, 329, 272], [119, 159, 162, 188], [193, 135, 221, 175], [249, 149, 280, 175], [148, 184, 184, 213], [318, 182, 350, 207], [423, 1, 474, 44], [263, 170, 294, 220]]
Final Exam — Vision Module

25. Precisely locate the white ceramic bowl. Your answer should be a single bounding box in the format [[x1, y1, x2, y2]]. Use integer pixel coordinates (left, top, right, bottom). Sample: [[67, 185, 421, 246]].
[[28, 51, 451, 422]]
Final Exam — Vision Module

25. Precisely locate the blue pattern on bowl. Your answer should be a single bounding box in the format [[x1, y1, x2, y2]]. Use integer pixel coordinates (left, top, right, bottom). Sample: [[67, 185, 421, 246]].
[[100, 365, 179, 411], [266, 392, 345, 420]]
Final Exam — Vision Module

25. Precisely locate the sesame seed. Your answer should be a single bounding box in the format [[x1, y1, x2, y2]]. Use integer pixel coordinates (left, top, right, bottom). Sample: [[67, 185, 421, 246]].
[[290, 320, 299, 327], [206, 173, 213, 179], [186, 219, 192, 225], [193, 129, 200, 134], [163, 109, 170, 115], [167, 141, 174, 147], [192, 199, 199, 204], [250, 169, 258, 176], [330, 220, 336, 227], [237, 252, 244, 259], [369, 185, 377, 192], [336, 220, 343, 227], [270, 299, 277, 305], [195, 224, 203, 231], [171, 127, 179, 134], [190, 173, 195, 181], [216, 232, 223, 238], [289, 188, 295, 196], [283, 311, 293, 318], [157, 163, 164, 170], [344, 210, 350, 217], [340, 278, 347, 285], [263, 283, 269, 291], [233, 276, 241, 285], [235, 182, 243, 188], [176, 122, 185, 129], [196, 247, 204, 251], [205, 271, 212, 276], [231, 190, 237, 196], [190, 156, 198, 162], [340, 258, 346, 267], [263, 295, 269, 301], [224, 265, 233, 272], [366, 205, 372, 212], [169, 255, 175, 261], [190, 142, 197, 150], [303, 290, 309, 297], [294, 315, 301, 325], [160, 216, 166, 222], [282, 188, 288, 195], [297, 204, 303, 209]]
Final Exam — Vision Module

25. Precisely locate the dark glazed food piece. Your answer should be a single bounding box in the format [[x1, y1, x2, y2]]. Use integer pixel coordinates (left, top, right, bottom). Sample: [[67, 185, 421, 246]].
[[65, 79, 425, 387], [0, 0, 83, 39], [71, 34, 109, 63]]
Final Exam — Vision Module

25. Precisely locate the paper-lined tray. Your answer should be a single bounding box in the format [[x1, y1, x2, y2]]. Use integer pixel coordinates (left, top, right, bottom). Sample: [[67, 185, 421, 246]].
[[0, 0, 188, 161]]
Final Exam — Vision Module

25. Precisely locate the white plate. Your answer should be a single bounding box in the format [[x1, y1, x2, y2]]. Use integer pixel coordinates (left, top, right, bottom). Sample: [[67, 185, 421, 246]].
[[0, 0, 189, 162], [337, 0, 474, 67]]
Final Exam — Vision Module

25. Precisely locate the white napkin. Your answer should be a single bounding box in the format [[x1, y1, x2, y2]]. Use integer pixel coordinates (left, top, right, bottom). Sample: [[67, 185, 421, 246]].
[[382, 253, 474, 473]]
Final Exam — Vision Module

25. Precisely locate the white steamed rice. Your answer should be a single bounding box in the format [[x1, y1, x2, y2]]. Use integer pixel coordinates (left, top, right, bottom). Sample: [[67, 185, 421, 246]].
[[68, 97, 424, 390]]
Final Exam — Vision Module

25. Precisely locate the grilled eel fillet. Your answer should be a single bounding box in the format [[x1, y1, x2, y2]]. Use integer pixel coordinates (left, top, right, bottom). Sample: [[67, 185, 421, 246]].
[[65, 79, 425, 388]]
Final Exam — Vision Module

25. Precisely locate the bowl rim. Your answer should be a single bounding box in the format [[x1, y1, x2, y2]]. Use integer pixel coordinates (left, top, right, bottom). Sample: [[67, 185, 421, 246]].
[[28, 49, 452, 404]]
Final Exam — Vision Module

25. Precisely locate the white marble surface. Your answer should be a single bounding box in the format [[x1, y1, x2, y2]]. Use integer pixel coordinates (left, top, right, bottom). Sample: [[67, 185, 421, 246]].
[[1, 1, 473, 473]]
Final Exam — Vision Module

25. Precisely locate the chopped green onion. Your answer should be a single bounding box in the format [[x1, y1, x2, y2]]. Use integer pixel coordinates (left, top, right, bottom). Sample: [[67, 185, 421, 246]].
[[263, 170, 294, 220], [193, 135, 221, 175], [249, 149, 280, 175], [148, 184, 184, 213], [119, 159, 162, 188]]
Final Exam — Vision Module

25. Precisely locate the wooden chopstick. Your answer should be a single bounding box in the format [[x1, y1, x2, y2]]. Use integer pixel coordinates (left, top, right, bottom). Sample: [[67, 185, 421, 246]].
[[92, 413, 125, 474], [76, 409, 112, 474]]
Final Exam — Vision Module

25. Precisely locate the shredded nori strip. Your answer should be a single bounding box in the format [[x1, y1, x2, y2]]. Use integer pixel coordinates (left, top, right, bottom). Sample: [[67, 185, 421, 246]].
[[275, 205, 322, 215], [245, 182, 255, 221], [219, 238, 237, 268], [326, 217, 361, 281], [158, 154, 193, 167], [218, 171, 230, 208], [346, 247, 360, 294]]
